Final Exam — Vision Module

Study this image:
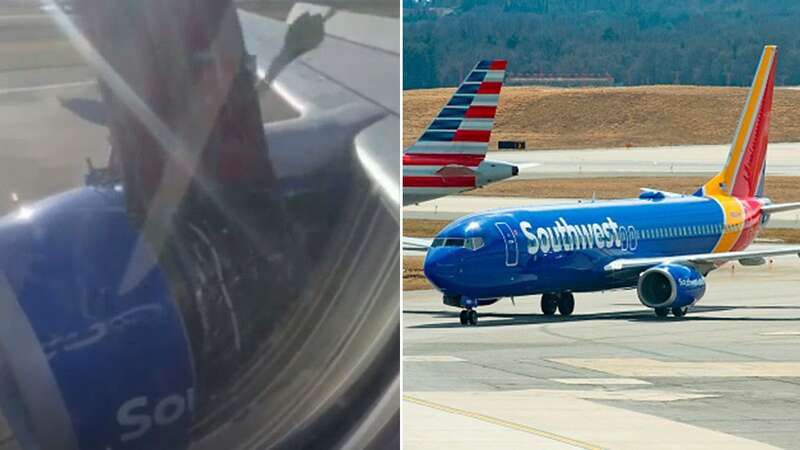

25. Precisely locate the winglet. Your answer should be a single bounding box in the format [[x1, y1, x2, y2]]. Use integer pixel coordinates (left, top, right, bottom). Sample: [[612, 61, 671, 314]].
[[698, 45, 778, 198]]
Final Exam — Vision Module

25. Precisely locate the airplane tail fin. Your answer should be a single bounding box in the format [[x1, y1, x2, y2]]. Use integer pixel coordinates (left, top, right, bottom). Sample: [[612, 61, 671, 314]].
[[404, 59, 506, 161], [697, 45, 777, 199]]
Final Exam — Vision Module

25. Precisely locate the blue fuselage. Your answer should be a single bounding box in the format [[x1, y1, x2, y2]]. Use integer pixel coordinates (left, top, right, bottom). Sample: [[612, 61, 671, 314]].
[[424, 195, 761, 300]]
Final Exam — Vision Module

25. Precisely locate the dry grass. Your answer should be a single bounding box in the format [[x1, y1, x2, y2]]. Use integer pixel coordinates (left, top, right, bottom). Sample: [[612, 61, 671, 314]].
[[759, 228, 800, 243], [466, 176, 800, 204], [403, 85, 800, 149], [403, 219, 451, 237], [403, 256, 432, 291]]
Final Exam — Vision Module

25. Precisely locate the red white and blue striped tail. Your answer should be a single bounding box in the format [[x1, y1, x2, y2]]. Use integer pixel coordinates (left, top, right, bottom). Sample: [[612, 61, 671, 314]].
[[403, 60, 506, 201], [406, 59, 506, 157]]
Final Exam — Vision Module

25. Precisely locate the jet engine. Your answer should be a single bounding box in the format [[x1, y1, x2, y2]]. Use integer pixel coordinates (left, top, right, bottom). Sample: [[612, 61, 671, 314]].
[[637, 263, 706, 309]]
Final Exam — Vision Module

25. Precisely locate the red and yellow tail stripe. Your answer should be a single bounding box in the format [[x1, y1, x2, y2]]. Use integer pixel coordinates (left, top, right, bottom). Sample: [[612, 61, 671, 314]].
[[707, 196, 764, 253], [700, 46, 777, 253], [701, 46, 777, 198]]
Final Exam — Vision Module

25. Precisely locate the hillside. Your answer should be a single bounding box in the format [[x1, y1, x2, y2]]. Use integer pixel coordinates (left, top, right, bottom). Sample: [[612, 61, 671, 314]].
[[403, 1, 800, 89], [403, 85, 800, 150]]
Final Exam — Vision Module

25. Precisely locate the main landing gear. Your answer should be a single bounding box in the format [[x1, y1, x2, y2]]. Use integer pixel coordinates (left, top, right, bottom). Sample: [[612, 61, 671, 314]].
[[654, 306, 688, 318], [541, 292, 574, 316], [459, 309, 478, 326]]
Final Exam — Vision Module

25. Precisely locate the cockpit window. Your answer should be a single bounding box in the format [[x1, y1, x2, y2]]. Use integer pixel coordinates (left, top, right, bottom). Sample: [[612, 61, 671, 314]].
[[464, 237, 485, 250], [444, 238, 465, 247], [431, 238, 445, 248]]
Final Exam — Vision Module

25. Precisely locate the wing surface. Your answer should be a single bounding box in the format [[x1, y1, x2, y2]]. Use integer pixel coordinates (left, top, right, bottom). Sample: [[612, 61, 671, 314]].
[[604, 246, 800, 272]]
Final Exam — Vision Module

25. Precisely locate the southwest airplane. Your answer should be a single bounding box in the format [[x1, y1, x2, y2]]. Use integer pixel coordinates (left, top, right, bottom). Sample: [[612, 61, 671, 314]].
[[403, 59, 519, 205], [424, 46, 800, 326]]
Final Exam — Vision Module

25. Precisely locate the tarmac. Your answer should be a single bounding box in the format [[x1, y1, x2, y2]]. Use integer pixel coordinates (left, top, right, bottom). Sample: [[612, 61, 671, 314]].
[[403, 252, 800, 449], [486, 143, 800, 179], [0, 55, 297, 216]]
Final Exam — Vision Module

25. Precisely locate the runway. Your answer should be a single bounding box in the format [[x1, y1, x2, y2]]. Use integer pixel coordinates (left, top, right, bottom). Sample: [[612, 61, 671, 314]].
[[487, 142, 800, 179], [403, 252, 800, 449], [0, 64, 296, 216]]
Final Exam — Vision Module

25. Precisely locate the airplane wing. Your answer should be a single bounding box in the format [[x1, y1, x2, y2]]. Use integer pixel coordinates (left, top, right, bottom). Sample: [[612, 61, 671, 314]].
[[403, 237, 433, 252], [604, 246, 800, 272], [239, 4, 400, 210]]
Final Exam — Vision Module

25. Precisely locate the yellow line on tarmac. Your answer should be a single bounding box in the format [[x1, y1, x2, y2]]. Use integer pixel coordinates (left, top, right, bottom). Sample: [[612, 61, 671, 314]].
[[403, 394, 604, 450]]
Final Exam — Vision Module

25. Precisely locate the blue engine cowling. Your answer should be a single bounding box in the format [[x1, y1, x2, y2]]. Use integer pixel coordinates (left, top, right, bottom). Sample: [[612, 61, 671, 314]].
[[637, 263, 706, 309], [0, 188, 195, 450]]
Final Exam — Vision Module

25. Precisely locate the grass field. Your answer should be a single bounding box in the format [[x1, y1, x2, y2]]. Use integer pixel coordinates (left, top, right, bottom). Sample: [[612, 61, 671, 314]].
[[403, 85, 800, 149]]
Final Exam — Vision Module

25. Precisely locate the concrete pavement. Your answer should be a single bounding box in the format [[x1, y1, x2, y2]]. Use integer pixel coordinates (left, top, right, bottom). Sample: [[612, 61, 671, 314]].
[[404, 253, 800, 449]]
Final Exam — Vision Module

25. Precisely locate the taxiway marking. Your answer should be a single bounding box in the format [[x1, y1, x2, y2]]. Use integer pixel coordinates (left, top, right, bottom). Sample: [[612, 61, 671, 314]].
[[550, 358, 800, 377], [0, 80, 95, 96], [403, 394, 603, 450], [759, 331, 800, 336], [403, 355, 466, 362], [551, 378, 651, 386]]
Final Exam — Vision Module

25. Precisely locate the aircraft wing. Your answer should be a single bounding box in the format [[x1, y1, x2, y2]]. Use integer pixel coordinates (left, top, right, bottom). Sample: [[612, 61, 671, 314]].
[[604, 246, 800, 272], [403, 237, 433, 252], [238, 4, 400, 209]]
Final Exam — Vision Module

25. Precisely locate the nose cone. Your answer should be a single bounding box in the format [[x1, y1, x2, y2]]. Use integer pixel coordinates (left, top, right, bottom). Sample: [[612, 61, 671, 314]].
[[476, 159, 518, 187], [423, 248, 461, 291]]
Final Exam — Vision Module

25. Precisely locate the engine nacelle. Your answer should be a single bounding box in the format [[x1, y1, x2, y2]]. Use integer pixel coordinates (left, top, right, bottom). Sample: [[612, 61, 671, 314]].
[[637, 263, 706, 309]]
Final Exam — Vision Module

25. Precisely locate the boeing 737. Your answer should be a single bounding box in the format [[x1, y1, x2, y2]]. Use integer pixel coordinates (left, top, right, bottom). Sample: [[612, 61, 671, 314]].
[[403, 60, 518, 206], [423, 46, 800, 325]]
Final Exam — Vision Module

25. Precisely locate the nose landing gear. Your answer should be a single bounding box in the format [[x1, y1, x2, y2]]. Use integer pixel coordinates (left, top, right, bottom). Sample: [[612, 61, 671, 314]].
[[459, 309, 478, 326]]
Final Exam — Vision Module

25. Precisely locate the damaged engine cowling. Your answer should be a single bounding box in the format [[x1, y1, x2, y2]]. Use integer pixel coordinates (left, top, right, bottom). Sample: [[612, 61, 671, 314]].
[[637, 263, 706, 309]]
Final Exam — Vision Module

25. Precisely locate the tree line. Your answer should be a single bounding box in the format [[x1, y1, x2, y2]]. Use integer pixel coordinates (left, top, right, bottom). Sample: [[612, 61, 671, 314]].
[[404, 0, 800, 89]]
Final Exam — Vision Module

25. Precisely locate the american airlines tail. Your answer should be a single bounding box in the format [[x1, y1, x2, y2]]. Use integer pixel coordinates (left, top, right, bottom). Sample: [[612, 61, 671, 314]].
[[697, 45, 777, 199], [403, 60, 517, 206]]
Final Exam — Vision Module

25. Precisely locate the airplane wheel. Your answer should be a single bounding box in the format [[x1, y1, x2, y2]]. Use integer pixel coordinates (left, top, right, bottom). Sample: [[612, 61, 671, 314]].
[[672, 306, 688, 317], [654, 307, 669, 318], [468, 310, 478, 325], [557, 292, 575, 316], [541, 294, 558, 316], [459, 310, 468, 325]]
